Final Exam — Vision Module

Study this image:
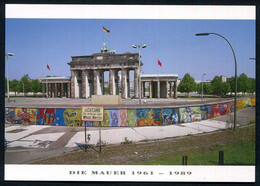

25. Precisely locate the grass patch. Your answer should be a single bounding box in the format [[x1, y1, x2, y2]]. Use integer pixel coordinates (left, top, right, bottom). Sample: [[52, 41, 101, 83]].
[[135, 140, 255, 165]]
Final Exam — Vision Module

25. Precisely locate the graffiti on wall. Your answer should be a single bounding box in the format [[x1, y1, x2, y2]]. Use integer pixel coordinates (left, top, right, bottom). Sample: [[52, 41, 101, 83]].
[[37, 108, 55, 125], [63, 109, 82, 126], [179, 107, 201, 123], [5, 108, 15, 123], [101, 110, 110, 127], [212, 102, 234, 117], [118, 109, 127, 127], [251, 98, 255, 106], [136, 109, 161, 126], [161, 108, 179, 125], [200, 106, 208, 120], [127, 109, 137, 127], [5, 98, 254, 127], [14, 108, 37, 125], [110, 109, 119, 127]]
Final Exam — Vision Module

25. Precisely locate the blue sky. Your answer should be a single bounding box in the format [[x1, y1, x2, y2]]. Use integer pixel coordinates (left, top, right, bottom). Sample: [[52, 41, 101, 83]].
[[5, 19, 255, 81]]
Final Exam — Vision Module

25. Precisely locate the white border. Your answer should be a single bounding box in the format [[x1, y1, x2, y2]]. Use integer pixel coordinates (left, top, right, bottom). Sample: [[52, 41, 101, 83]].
[[6, 5, 255, 19], [5, 165, 255, 182]]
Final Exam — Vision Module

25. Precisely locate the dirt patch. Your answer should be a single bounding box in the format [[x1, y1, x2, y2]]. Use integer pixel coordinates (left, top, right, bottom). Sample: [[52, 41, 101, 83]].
[[32, 124, 255, 165]]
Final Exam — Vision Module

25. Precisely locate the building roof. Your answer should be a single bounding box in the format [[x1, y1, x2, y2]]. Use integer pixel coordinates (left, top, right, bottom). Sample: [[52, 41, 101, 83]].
[[43, 76, 70, 80], [141, 74, 178, 78]]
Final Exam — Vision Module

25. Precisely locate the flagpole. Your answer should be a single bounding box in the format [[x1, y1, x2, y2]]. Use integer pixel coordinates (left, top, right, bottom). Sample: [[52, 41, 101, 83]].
[[102, 26, 104, 51], [157, 58, 159, 99], [46, 69, 48, 99]]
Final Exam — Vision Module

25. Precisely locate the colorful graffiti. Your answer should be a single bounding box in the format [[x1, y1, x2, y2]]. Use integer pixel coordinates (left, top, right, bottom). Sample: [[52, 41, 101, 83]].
[[101, 110, 110, 127], [212, 102, 233, 117], [179, 107, 201, 123], [63, 109, 82, 126], [5, 97, 255, 127], [161, 108, 179, 125], [118, 109, 127, 127], [251, 98, 255, 106], [37, 108, 55, 125], [127, 109, 137, 127], [5, 108, 15, 123], [110, 110, 119, 127], [136, 109, 161, 126], [14, 108, 37, 125]]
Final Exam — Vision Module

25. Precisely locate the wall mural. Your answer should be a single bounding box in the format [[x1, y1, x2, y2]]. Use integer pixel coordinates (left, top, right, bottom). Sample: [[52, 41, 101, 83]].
[[200, 106, 208, 120], [63, 109, 82, 126], [179, 107, 201, 123], [37, 108, 56, 125], [5, 108, 15, 123], [110, 109, 119, 127], [206, 105, 214, 119], [251, 98, 255, 106], [236, 100, 246, 111], [14, 108, 37, 125], [136, 109, 161, 126], [118, 109, 127, 127], [127, 109, 137, 127], [5, 98, 254, 127], [101, 110, 110, 127], [161, 108, 179, 125]]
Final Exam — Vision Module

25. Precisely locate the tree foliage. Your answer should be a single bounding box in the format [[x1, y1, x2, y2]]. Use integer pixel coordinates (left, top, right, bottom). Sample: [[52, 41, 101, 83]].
[[177, 73, 196, 96], [237, 73, 248, 95]]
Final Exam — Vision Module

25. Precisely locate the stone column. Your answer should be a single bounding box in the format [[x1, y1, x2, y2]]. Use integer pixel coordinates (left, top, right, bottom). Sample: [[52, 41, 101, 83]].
[[70, 70, 75, 98], [157, 80, 160, 98], [109, 69, 114, 95], [42, 82, 45, 97], [127, 70, 130, 98], [81, 70, 86, 98], [174, 81, 177, 99], [48, 83, 51, 98], [166, 81, 169, 98], [121, 69, 127, 99], [67, 82, 71, 98], [93, 70, 97, 95], [54, 83, 58, 97], [149, 81, 152, 98], [141, 81, 144, 98], [61, 83, 64, 97], [134, 68, 138, 99], [169, 82, 172, 98]]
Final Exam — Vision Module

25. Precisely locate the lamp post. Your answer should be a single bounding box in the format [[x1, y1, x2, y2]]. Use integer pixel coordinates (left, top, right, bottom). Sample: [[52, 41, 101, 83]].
[[5, 53, 14, 102], [132, 44, 146, 104], [196, 33, 237, 131], [201, 73, 206, 101]]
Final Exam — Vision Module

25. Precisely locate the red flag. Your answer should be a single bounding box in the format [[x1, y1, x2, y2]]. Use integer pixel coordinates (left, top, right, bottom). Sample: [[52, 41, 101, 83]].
[[103, 26, 110, 33], [47, 64, 50, 70], [158, 60, 162, 67]]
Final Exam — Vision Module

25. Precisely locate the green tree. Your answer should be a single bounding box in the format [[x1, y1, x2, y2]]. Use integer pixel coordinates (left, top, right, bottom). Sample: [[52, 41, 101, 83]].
[[31, 79, 42, 96], [227, 76, 235, 95], [210, 76, 223, 97], [177, 73, 196, 97], [246, 78, 255, 95], [19, 74, 32, 95], [9, 79, 20, 96], [222, 82, 231, 96], [237, 73, 248, 95]]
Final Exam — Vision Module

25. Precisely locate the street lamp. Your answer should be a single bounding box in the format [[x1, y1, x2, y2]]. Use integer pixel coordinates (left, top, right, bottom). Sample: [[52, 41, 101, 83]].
[[132, 44, 146, 104], [201, 73, 206, 101], [5, 53, 14, 102], [196, 33, 237, 131]]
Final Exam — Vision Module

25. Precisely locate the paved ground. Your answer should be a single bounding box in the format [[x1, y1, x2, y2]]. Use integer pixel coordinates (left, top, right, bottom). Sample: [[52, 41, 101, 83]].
[[5, 97, 237, 108], [4, 107, 255, 164]]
